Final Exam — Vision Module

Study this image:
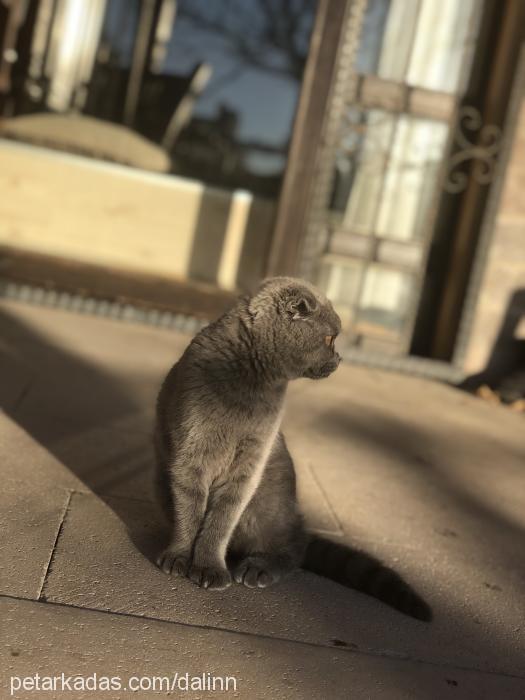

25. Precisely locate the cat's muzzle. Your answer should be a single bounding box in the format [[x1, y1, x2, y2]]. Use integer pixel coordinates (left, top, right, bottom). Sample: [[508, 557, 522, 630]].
[[303, 353, 341, 379]]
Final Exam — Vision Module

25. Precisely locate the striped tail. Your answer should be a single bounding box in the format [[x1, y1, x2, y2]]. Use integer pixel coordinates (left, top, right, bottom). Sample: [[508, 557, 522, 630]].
[[303, 536, 432, 622]]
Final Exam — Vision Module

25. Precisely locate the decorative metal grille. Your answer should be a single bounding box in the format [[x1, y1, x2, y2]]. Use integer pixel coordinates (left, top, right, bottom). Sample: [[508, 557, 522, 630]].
[[444, 106, 502, 194]]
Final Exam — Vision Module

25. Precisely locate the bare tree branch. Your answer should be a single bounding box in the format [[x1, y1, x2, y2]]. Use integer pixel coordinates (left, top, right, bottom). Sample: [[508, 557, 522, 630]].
[[177, 0, 314, 81]]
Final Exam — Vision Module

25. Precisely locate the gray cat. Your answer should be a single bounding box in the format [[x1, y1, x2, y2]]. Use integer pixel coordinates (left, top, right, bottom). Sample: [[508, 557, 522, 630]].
[[154, 277, 431, 621]]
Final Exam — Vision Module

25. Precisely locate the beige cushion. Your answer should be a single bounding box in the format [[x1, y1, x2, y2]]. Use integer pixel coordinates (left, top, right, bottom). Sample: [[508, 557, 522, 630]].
[[0, 113, 171, 173]]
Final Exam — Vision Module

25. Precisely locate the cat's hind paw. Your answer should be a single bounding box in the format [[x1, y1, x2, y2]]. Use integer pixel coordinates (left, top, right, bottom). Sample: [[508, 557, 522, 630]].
[[233, 556, 282, 588]]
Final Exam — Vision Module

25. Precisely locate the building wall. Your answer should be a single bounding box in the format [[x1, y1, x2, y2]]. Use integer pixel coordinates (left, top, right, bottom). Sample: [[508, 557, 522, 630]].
[[0, 140, 275, 291], [463, 100, 525, 373]]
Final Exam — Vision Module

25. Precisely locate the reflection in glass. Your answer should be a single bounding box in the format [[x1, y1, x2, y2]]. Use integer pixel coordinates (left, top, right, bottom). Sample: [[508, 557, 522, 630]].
[[341, 109, 396, 236], [373, 116, 448, 241], [0, 0, 316, 292], [358, 0, 480, 94], [356, 265, 413, 335], [164, 0, 317, 196], [317, 256, 364, 330], [0, 0, 316, 197], [334, 110, 448, 242]]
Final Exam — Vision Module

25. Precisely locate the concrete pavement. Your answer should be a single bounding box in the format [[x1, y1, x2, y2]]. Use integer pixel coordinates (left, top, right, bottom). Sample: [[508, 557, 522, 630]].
[[1, 299, 524, 699]]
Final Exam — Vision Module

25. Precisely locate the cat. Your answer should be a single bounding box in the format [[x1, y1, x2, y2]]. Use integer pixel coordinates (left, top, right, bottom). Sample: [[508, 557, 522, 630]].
[[154, 276, 431, 621]]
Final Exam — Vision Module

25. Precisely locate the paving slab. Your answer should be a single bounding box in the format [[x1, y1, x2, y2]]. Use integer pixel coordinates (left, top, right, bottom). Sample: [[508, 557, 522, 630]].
[[2, 300, 525, 697], [0, 482, 70, 600], [0, 298, 183, 445], [0, 410, 343, 537], [46, 414, 156, 501], [3, 597, 524, 700], [0, 413, 82, 599], [0, 474, 66, 602], [284, 367, 525, 568], [41, 491, 525, 679], [0, 298, 189, 371], [295, 458, 343, 535], [43, 417, 343, 534], [0, 300, 182, 498], [0, 411, 83, 492], [0, 344, 33, 412]]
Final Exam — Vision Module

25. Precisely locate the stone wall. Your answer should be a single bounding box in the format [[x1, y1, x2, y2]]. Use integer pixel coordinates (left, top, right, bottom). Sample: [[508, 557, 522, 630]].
[[462, 100, 525, 374], [0, 140, 275, 291]]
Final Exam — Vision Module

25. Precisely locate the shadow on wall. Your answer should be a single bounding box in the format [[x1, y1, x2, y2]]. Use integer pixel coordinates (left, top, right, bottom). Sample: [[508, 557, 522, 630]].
[[459, 288, 525, 402]]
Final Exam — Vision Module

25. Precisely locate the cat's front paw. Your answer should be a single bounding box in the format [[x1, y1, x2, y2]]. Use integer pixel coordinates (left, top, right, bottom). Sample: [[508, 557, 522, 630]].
[[156, 548, 190, 577], [188, 563, 232, 590]]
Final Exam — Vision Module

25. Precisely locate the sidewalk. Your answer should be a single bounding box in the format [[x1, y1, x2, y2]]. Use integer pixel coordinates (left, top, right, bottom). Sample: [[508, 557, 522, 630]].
[[1, 298, 524, 699]]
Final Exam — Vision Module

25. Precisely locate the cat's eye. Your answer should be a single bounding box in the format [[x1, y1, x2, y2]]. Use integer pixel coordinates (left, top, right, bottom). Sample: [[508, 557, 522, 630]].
[[325, 335, 335, 348]]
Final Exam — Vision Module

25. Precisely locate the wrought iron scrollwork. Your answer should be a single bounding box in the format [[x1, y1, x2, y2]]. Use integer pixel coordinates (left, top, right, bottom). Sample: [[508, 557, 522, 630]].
[[444, 106, 502, 194]]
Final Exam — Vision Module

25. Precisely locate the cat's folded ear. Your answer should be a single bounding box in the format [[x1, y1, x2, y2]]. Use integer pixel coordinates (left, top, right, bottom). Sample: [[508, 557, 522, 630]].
[[286, 292, 318, 320]]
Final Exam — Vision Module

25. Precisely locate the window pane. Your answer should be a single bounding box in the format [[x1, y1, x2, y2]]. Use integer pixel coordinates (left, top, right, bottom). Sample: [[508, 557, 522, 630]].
[[317, 256, 364, 329], [333, 110, 448, 242], [356, 266, 414, 336], [162, 0, 317, 196], [0, 0, 316, 290], [341, 109, 396, 235], [374, 116, 448, 241], [356, 0, 481, 94], [1, 0, 316, 197]]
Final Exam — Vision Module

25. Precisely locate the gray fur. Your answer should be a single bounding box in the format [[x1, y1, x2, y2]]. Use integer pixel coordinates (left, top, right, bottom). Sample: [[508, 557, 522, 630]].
[[154, 277, 340, 590], [153, 276, 432, 621]]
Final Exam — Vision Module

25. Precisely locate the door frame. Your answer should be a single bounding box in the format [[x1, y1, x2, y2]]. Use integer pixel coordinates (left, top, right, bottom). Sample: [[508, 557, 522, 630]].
[[269, 0, 525, 377], [265, 0, 354, 277]]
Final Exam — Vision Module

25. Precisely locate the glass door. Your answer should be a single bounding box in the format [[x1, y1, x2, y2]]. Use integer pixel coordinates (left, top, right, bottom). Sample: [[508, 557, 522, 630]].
[[307, 0, 484, 356]]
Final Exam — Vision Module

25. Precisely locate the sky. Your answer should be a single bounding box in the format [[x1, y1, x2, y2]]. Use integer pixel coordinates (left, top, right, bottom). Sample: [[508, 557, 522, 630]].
[[100, 0, 389, 177], [102, 0, 317, 175]]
